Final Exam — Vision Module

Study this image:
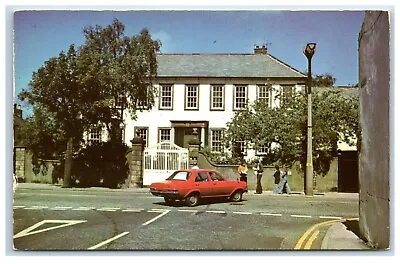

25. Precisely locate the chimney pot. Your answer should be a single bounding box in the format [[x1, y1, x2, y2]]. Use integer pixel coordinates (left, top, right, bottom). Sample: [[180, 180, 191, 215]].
[[254, 45, 267, 54]]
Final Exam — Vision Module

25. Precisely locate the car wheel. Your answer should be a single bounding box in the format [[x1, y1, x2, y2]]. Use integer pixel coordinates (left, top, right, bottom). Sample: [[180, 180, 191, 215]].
[[164, 197, 175, 205], [231, 190, 243, 202], [185, 193, 200, 207]]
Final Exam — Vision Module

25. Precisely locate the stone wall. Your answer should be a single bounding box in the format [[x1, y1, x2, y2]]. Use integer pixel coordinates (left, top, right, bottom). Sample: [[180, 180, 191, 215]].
[[198, 152, 339, 193], [358, 11, 390, 249], [127, 138, 144, 188], [22, 151, 57, 184], [14, 147, 26, 180]]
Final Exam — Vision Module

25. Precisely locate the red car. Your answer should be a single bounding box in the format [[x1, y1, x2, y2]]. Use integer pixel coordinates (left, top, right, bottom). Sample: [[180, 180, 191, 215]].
[[149, 169, 248, 206]]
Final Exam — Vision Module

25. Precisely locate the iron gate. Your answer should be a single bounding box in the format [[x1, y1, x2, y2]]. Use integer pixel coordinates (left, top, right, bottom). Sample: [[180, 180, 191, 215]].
[[143, 141, 189, 186]]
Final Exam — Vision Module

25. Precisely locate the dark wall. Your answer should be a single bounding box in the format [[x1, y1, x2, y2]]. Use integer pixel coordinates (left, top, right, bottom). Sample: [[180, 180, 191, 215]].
[[338, 151, 359, 193], [198, 151, 339, 193], [358, 11, 390, 249]]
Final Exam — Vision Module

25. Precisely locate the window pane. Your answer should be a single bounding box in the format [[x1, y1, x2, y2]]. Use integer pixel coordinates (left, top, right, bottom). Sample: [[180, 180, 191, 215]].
[[211, 85, 224, 109], [161, 85, 172, 108], [236, 140, 247, 154], [159, 129, 171, 142], [257, 143, 269, 154], [211, 130, 223, 152], [186, 85, 198, 109], [258, 85, 270, 105], [89, 127, 101, 144], [235, 85, 247, 109], [137, 128, 148, 146]]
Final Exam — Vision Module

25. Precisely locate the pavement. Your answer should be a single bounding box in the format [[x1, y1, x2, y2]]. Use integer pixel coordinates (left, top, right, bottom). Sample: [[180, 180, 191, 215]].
[[12, 183, 372, 250]]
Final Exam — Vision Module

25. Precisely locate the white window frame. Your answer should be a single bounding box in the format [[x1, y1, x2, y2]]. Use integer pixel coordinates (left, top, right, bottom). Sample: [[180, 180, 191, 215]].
[[135, 127, 149, 147], [211, 129, 224, 153], [88, 126, 102, 145], [234, 85, 248, 110], [137, 86, 151, 110], [233, 140, 248, 156], [210, 85, 225, 110], [185, 85, 199, 110], [158, 128, 171, 143], [257, 85, 271, 107], [160, 84, 173, 110], [256, 143, 270, 155]]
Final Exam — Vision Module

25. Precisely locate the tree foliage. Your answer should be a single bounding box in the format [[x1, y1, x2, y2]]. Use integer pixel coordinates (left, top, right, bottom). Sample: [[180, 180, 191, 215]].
[[18, 18, 161, 156], [303, 72, 337, 87], [77, 19, 161, 140], [51, 142, 129, 188], [19, 44, 84, 139], [223, 87, 360, 176], [19, 106, 67, 160]]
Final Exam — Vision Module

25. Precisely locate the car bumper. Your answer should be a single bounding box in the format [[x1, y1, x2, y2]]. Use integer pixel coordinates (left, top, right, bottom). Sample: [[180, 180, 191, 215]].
[[150, 189, 181, 199]]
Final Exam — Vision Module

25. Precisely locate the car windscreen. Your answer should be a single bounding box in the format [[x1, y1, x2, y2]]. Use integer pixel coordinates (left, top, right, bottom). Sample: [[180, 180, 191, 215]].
[[167, 171, 191, 181]]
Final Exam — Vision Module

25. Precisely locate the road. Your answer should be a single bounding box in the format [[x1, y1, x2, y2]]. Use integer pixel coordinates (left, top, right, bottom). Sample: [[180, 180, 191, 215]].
[[12, 185, 359, 251]]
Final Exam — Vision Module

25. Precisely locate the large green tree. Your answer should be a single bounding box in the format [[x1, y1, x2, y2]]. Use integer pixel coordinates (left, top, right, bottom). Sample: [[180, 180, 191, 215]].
[[224, 86, 359, 176], [18, 18, 161, 186], [76, 18, 160, 141]]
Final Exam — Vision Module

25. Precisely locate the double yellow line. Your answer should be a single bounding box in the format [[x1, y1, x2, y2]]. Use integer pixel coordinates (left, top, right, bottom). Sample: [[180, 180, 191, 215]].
[[294, 217, 359, 250]]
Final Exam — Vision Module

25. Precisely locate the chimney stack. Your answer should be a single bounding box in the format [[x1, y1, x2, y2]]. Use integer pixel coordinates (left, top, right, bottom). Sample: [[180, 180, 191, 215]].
[[254, 44, 267, 54]]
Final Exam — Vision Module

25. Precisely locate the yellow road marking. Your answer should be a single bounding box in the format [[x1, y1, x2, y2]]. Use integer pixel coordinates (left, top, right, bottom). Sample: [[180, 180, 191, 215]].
[[294, 217, 358, 250], [304, 230, 319, 249]]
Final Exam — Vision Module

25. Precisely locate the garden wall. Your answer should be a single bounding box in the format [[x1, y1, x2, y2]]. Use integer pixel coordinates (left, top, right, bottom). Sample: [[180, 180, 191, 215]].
[[198, 152, 338, 193]]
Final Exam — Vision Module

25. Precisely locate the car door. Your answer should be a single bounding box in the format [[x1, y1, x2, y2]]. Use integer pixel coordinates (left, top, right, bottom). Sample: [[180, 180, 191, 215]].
[[209, 171, 231, 196], [194, 171, 215, 197]]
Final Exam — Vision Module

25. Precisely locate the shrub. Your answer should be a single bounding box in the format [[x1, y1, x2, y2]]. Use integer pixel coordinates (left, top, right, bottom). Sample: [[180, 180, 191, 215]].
[[55, 142, 129, 188]]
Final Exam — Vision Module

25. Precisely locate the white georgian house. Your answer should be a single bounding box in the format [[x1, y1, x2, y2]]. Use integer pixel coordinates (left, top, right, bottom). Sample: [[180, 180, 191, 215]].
[[117, 45, 307, 160]]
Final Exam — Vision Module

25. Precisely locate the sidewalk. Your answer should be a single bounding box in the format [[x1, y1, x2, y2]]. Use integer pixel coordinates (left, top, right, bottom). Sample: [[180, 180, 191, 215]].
[[13, 183, 371, 250], [321, 221, 371, 250]]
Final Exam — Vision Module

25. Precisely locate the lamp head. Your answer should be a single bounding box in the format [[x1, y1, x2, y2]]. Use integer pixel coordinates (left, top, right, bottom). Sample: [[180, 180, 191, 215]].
[[303, 42, 317, 59]]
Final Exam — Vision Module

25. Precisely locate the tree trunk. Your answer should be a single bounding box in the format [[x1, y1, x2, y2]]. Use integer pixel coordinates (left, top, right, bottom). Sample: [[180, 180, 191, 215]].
[[63, 136, 73, 188]]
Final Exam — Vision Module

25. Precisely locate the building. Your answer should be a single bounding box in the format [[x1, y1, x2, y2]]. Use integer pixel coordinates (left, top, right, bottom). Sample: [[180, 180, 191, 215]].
[[116, 45, 307, 160]]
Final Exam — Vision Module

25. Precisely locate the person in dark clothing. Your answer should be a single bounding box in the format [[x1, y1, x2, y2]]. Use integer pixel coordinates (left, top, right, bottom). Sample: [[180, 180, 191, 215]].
[[279, 166, 292, 194], [253, 157, 264, 194], [273, 165, 281, 193]]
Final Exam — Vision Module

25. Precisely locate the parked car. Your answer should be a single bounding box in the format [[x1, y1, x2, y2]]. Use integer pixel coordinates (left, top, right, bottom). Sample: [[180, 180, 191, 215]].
[[149, 169, 248, 206]]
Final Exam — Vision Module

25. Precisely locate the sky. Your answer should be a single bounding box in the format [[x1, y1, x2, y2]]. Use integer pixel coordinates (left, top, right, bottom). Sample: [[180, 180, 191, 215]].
[[13, 9, 365, 111]]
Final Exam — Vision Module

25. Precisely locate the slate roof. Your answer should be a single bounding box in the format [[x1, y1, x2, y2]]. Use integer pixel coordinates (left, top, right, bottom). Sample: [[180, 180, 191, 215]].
[[156, 53, 306, 79]]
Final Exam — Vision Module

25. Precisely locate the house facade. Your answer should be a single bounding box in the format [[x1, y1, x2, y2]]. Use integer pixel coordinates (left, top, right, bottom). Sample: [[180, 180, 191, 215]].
[[120, 46, 307, 160]]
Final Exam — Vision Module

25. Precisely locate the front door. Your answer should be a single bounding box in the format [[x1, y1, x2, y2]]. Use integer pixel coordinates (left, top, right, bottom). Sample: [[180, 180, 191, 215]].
[[183, 127, 201, 148]]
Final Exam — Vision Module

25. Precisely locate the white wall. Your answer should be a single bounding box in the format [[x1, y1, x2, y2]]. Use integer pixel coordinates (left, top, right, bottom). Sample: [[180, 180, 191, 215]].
[[124, 78, 305, 160]]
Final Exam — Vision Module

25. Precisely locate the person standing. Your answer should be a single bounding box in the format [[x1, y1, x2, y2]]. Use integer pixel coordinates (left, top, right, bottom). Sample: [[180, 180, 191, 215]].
[[279, 166, 292, 194], [273, 165, 281, 193], [253, 157, 264, 194], [237, 160, 248, 182]]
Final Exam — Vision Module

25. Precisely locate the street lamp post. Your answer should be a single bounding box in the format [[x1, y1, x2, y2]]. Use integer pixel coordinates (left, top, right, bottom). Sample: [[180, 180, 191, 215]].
[[303, 43, 316, 196]]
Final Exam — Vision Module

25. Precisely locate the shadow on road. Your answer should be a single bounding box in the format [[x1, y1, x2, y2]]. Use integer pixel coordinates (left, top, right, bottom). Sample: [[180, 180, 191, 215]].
[[153, 198, 248, 208]]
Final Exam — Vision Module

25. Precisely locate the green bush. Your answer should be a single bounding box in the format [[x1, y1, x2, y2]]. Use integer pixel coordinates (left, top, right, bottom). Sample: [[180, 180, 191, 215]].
[[200, 146, 242, 165], [54, 142, 129, 188]]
